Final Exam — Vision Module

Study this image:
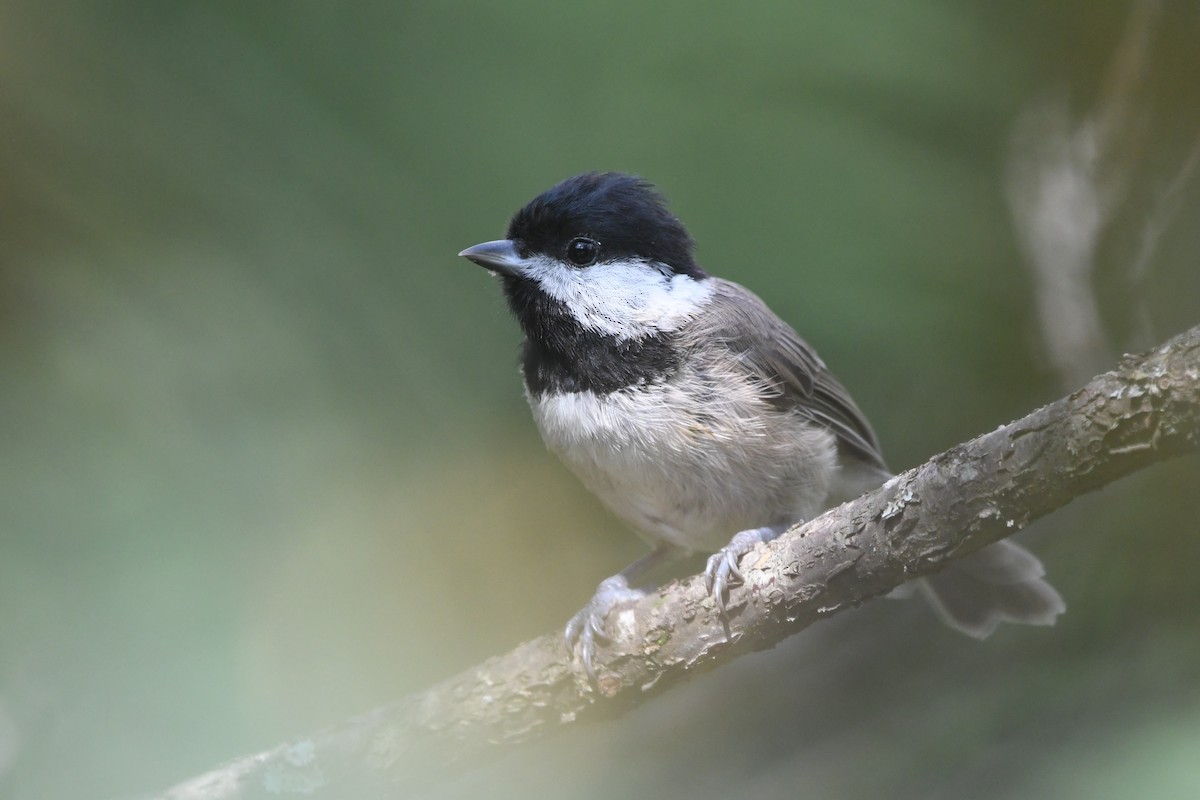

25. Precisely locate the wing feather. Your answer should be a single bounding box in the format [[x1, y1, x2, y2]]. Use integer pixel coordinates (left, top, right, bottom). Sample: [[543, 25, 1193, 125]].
[[697, 279, 888, 471]]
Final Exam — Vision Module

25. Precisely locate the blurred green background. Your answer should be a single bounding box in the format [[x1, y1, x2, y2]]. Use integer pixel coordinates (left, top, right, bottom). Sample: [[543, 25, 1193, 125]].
[[2, 2, 1199, 798]]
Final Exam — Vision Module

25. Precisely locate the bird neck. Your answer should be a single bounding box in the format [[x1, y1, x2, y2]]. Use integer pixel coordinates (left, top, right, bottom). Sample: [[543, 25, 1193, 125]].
[[503, 278, 680, 396]]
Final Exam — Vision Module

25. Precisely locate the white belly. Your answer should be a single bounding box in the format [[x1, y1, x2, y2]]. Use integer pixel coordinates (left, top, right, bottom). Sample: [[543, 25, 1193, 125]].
[[529, 378, 837, 552]]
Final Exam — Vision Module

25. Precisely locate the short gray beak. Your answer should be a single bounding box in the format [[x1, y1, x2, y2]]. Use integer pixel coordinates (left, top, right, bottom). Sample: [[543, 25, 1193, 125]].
[[458, 239, 523, 277]]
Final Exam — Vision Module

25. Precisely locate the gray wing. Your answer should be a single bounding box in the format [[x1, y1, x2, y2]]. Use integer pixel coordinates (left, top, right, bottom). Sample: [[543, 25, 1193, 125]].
[[698, 279, 889, 471]]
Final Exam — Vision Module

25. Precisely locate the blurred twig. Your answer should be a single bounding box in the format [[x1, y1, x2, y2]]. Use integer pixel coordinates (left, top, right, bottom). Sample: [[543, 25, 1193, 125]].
[[156, 324, 1200, 800], [1128, 134, 1200, 347], [1006, 0, 1164, 386]]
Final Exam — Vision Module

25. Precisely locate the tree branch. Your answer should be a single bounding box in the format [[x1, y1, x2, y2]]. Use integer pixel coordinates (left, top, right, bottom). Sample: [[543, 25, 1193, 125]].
[[159, 324, 1200, 800]]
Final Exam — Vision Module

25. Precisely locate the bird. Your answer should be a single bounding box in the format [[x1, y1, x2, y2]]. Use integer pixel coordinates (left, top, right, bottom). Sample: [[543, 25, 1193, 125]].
[[459, 171, 1065, 678]]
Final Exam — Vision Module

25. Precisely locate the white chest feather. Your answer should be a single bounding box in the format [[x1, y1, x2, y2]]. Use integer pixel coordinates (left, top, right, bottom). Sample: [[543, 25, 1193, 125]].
[[529, 376, 838, 552]]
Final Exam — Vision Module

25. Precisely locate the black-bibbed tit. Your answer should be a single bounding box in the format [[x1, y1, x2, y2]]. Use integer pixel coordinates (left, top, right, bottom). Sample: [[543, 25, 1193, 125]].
[[460, 172, 1064, 678]]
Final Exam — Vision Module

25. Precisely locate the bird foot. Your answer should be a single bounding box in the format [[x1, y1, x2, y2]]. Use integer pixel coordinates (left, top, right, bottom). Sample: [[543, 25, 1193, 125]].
[[564, 575, 646, 682], [704, 526, 781, 614]]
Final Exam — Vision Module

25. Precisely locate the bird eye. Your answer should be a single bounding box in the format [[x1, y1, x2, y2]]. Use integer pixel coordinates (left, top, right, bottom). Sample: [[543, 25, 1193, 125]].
[[566, 237, 600, 267]]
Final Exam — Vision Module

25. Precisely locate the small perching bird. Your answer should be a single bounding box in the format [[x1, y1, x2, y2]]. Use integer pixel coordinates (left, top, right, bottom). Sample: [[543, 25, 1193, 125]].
[[460, 172, 1064, 677]]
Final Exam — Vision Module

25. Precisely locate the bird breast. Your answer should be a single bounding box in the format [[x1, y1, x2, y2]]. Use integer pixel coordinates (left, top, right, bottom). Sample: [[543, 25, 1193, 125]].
[[527, 368, 838, 552]]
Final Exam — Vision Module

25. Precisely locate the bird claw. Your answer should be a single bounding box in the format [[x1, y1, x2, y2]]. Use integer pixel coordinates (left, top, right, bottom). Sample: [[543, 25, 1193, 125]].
[[704, 550, 745, 615], [703, 526, 777, 616], [564, 575, 645, 682]]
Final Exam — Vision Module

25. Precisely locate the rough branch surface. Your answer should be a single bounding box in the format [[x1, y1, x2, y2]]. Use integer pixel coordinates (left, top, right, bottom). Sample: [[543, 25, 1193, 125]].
[[160, 324, 1200, 800]]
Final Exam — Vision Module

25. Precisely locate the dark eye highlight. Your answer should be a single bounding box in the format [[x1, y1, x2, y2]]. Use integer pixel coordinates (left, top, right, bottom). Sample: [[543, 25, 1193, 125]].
[[566, 237, 600, 267]]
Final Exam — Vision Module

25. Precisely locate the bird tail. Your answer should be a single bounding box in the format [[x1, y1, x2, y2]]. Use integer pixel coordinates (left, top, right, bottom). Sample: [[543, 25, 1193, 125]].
[[905, 539, 1065, 638]]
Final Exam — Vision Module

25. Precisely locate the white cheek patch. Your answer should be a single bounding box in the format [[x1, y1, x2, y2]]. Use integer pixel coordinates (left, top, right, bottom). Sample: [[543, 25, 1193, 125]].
[[519, 256, 714, 340]]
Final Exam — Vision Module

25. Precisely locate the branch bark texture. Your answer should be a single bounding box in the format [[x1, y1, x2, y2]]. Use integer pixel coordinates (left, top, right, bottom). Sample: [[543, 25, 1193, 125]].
[[161, 324, 1200, 800]]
